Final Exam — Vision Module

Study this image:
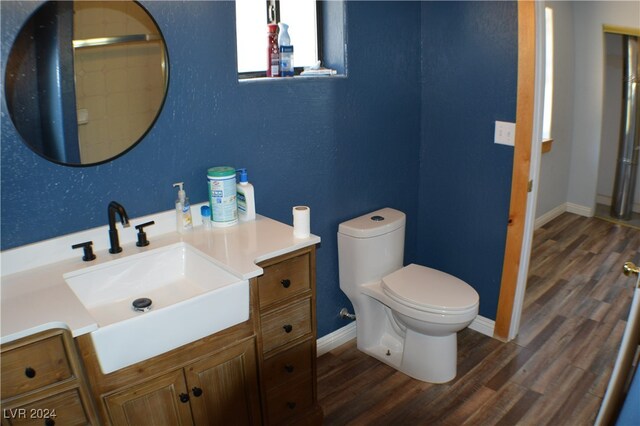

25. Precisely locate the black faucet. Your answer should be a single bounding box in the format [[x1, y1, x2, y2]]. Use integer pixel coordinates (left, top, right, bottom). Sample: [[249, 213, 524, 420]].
[[108, 201, 130, 254]]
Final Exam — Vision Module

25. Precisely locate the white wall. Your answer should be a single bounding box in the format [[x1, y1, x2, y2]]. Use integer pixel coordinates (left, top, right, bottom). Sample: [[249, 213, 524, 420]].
[[566, 1, 640, 214], [535, 1, 575, 219]]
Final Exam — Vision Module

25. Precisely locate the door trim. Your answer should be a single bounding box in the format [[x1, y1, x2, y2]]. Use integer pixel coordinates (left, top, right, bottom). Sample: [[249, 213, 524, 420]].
[[494, 0, 541, 340]]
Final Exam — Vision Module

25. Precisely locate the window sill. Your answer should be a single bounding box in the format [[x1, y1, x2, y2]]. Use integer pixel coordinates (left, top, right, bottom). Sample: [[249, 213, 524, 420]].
[[542, 138, 553, 154], [238, 74, 346, 84]]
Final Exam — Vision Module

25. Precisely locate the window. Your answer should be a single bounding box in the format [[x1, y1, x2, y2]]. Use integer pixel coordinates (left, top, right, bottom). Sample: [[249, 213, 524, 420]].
[[542, 7, 554, 141], [235, 0, 320, 77]]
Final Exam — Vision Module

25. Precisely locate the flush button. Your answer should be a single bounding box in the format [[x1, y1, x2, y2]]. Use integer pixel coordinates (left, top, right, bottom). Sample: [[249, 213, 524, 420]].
[[371, 215, 385, 221]]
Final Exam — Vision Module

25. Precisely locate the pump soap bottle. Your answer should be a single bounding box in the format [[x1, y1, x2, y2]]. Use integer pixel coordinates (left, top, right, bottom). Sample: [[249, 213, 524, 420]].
[[173, 182, 193, 233], [236, 169, 256, 221]]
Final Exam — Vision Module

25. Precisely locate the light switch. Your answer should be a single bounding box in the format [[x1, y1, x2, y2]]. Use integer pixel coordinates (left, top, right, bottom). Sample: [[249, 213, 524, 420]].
[[494, 121, 516, 146]]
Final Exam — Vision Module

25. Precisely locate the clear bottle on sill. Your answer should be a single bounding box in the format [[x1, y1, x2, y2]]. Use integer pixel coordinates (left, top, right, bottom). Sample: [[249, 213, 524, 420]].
[[278, 23, 294, 77]]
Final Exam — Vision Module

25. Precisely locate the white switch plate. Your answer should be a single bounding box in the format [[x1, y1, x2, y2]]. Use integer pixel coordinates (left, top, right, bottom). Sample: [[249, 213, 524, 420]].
[[494, 121, 516, 146]]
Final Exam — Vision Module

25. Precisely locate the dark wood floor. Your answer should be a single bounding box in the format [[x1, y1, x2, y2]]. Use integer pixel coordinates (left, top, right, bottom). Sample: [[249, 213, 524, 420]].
[[317, 213, 640, 425]]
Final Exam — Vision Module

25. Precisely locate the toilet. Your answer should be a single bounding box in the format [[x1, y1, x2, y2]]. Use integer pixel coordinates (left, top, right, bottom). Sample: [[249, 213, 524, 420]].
[[337, 207, 479, 383]]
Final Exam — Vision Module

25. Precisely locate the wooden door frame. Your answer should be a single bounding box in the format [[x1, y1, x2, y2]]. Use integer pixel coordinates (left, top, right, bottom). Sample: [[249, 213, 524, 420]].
[[494, 0, 538, 341]]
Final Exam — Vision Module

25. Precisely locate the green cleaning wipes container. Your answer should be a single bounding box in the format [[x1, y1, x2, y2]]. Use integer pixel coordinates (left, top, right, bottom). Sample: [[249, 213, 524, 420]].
[[207, 166, 238, 227]]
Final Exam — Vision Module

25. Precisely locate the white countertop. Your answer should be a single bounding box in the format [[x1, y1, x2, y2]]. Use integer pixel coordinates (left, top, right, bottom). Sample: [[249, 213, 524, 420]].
[[0, 213, 320, 344]]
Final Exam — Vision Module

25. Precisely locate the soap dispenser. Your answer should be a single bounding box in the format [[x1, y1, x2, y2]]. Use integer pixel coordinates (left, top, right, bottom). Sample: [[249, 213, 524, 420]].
[[236, 169, 256, 221], [173, 182, 193, 233]]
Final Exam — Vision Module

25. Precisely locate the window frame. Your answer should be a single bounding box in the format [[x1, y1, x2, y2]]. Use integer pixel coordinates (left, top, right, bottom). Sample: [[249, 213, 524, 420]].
[[237, 0, 323, 79], [541, 6, 554, 144]]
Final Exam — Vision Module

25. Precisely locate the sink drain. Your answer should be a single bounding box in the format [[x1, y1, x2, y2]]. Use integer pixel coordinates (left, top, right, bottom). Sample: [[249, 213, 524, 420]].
[[132, 298, 152, 312]]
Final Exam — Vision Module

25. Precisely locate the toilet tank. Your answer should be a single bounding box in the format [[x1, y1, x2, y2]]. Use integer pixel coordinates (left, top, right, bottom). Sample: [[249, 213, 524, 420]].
[[337, 208, 406, 291]]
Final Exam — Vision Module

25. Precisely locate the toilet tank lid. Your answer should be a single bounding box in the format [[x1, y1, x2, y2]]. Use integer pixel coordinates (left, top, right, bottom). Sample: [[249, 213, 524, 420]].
[[338, 207, 406, 238]]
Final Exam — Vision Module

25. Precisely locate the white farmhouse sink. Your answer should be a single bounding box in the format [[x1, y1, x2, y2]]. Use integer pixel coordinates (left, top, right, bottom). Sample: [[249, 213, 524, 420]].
[[63, 242, 249, 374]]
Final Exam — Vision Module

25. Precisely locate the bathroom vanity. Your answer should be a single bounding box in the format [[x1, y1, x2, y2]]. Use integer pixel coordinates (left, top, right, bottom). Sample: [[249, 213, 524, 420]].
[[0, 214, 322, 425]]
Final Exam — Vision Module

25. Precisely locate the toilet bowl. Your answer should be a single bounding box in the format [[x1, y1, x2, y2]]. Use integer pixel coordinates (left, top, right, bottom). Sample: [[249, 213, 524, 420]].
[[338, 208, 479, 383]]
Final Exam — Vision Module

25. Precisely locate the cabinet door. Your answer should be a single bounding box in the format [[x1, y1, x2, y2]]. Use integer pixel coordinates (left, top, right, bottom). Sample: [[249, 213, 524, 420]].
[[186, 339, 261, 426], [104, 369, 193, 426]]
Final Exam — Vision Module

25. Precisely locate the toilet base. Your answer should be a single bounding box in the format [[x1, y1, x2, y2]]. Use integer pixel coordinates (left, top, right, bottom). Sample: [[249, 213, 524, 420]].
[[402, 328, 457, 383], [358, 328, 457, 384], [351, 286, 471, 384]]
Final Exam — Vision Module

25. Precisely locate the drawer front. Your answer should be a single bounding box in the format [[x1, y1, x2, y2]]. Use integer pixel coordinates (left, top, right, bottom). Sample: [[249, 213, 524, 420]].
[[263, 340, 313, 391], [261, 299, 311, 354], [258, 253, 310, 308], [1, 388, 89, 426], [1, 335, 73, 400], [265, 377, 314, 425]]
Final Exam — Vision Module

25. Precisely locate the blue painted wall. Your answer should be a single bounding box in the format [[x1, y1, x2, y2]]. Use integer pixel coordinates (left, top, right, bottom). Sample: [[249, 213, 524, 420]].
[[1, 1, 516, 336], [1, 1, 422, 338], [418, 1, 517, 320]]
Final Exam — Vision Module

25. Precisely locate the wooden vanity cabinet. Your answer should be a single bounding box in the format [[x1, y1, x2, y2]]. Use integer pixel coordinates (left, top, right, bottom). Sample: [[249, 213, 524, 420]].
[[103, 338, 260, 426], [0, 328, 98, 426], [255, 246, 323, 425]]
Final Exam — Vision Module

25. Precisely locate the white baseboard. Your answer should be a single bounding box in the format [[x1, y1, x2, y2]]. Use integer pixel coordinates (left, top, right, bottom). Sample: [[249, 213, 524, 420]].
[[566, 202, 593, 217], [535, 203, 567, 229], [535, 201, 604, 229], [316, 315, 495, 357], [468, 315, 495, 337], [316, 322, 356, 357]]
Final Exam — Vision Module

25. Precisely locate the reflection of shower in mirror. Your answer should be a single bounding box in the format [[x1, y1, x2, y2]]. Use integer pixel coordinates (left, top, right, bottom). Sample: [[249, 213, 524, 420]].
[[4, 0, 169, 166]]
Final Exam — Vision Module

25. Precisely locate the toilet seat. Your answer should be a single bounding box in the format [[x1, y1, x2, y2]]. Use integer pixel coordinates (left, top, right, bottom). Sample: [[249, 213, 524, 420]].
[[381, 264, 479, 315]]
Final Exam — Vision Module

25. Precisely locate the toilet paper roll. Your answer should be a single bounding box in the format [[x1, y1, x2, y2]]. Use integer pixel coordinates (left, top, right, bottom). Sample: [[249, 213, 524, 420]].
[[293, 206, 311, 238]]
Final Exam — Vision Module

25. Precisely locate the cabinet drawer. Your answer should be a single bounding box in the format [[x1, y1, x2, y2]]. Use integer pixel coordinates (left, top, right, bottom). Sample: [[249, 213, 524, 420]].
[[261, 299, 311, 354], [1, 335, 73, 400], [263, 340, 313, 391], [258, 253, 310, 308], [1, 388, 89, 426], [265, 377, 313, 425]]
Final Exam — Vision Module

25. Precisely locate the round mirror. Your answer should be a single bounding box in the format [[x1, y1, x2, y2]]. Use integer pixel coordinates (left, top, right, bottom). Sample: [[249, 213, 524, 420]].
[[4, 1, 169, 166]]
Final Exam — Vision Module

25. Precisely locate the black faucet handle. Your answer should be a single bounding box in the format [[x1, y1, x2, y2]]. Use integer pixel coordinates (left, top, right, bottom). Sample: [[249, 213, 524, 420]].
[[135, 221, 155, 247], [71, 241, 96, 262]]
